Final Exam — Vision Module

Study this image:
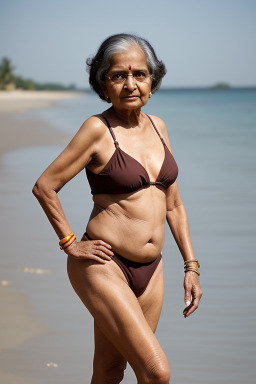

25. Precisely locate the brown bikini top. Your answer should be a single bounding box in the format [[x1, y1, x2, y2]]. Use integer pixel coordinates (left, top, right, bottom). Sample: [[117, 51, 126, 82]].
[[86, 114, 178, 195]]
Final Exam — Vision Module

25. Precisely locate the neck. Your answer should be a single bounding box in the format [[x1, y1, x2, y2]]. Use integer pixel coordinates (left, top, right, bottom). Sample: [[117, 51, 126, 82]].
[[111, 106, 143, 127]]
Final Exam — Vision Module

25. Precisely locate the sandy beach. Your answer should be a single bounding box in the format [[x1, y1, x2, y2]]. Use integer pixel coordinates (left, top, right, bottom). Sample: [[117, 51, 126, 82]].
[[0, 90, 83, 114], [0, 90, 82, 156], [0, 90, 83, 384], [1, 89, 255, 384]]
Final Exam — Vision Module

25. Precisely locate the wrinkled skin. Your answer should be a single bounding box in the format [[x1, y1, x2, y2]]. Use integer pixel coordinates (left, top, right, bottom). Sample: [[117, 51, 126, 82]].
[[33, 45, 203, 384]]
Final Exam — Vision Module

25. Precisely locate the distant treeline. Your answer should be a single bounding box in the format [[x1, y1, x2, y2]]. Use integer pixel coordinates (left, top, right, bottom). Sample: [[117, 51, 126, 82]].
[[13, 76, 77, 91], [0, 57, 77, 91]]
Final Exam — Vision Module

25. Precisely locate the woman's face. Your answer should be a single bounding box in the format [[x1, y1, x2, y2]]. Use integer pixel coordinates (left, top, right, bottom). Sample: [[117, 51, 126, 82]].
[[103, 45, 152, 111]]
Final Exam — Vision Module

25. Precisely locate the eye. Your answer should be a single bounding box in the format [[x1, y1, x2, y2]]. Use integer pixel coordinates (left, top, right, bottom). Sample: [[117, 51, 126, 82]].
[[134, 71, 147, 81], [112, 73, 126, 81]]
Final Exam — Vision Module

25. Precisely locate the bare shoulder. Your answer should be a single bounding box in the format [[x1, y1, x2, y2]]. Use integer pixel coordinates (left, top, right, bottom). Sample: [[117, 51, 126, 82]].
[[147, 114, 172, 149], [67, 115, 109, 156], [77, 115, 107, 142], [58, 114, 109, 168], [147, 115, 167, 134]]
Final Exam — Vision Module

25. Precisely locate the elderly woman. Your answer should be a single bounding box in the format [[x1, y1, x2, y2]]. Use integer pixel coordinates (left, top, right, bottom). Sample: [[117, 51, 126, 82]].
[[33, 33, 202, 384]]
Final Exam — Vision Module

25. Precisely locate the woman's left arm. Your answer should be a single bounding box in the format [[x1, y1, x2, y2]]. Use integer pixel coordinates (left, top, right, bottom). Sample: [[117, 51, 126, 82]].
[[166, 182, 203, 318], [149, 115, 203, 317]]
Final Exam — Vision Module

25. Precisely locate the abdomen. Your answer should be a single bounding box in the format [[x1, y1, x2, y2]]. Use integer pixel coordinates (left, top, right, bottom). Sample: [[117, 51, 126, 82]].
[[86, 187, 166, 262]]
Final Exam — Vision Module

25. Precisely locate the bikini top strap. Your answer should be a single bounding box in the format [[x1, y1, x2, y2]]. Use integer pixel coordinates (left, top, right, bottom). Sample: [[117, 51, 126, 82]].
[[146, 114, 165, 144], [100, 115, 119, 148]]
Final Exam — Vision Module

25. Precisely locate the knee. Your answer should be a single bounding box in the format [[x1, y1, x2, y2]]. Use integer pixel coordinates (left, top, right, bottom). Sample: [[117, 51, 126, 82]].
[[92, 357, 127, 384], [107, 360, 127, 384], [147, 366, 170, 384], [140, 358, 171, 384], [153, 366, 171, 384]]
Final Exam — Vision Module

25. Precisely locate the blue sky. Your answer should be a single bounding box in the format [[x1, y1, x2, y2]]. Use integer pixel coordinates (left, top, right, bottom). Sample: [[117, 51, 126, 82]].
[[0, 0, 255, 88]]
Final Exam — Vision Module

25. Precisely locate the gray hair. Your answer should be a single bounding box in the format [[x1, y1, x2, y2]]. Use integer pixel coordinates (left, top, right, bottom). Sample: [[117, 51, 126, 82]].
[[86, 33, 166, 101]]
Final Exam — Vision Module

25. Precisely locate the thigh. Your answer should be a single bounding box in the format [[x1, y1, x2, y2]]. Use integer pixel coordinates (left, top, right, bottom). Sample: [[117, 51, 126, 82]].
[[91, 259, 165, 381], [67, 256, 167, 376], [138, 259, 164, 332]]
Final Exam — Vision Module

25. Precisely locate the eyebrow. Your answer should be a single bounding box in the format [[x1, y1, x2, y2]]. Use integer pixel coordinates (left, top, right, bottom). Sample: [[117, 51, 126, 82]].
[[108, 67, 149, 73]]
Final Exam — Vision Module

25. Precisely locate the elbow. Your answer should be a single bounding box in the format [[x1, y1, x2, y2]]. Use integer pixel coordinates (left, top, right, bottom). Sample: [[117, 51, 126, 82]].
[[32, 181, 42, 200], [32, 179, 50, 200], [166, 201, 183, 213]]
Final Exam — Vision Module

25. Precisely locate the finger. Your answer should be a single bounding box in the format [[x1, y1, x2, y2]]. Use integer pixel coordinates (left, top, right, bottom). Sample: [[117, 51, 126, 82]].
[[94, 249, 112, 260], [93, 240, 113, 249], [184, 304, 197, 317], [183, 301, 192, 315], [90, 255, 109, 264], [184, 289, 192, 306], [183, 298, 200, 318], [184, 297, 191, 307], [94, 244, 114, 256], [75, 254, 109, 264], [183, 301, 191, 317]]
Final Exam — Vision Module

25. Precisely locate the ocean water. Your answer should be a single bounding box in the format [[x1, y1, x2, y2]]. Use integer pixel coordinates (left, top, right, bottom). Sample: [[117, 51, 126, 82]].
[[1, 89, 256, 383]]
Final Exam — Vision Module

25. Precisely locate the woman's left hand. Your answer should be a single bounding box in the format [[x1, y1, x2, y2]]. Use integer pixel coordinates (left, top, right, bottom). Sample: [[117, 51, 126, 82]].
[[183, 272, 203, 318]]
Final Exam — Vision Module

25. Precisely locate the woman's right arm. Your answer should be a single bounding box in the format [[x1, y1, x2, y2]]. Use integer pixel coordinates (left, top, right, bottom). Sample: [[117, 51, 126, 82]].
[[32, 116, 113, 263]]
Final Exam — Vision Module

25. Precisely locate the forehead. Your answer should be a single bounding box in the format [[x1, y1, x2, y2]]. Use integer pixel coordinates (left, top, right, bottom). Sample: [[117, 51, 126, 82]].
[[109, 45, 148, 70]]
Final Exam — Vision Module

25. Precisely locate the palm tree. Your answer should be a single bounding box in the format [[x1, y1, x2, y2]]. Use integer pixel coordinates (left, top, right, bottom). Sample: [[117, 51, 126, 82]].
[[0, 57, 15, 89]]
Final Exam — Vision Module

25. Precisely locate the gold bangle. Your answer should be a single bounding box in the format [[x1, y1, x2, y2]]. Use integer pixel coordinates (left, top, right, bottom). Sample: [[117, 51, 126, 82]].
[[184, 260, 200, 268], [61, 235, 76, 249], [184, 260, 200, 276], [184, 267, 198, 272], [59, 232, 74, 246], [184, 268, 200, 276]]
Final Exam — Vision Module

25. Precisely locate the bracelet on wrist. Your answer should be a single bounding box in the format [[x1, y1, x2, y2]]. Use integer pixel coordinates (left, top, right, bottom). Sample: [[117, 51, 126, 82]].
[[59, 232, 74, 246], [59, 232, 76, 249], [61, 235, 76, 249], [184, 260, 200, 276]]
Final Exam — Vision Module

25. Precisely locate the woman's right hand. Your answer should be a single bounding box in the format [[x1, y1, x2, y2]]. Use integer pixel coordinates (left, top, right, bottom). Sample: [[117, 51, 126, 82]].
[[62, 236, 114, 264]]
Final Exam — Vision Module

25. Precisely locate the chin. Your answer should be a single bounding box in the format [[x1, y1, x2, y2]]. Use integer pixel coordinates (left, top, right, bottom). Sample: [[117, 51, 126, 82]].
[[121, 98, 147, 107]]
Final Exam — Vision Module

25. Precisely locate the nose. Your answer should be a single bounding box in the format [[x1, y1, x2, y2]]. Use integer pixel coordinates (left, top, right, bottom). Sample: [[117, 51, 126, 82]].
[[125, 74, 137, 90]]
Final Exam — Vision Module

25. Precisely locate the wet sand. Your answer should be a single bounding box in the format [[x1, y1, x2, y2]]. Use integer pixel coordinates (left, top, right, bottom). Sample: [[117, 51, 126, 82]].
[[0, 91, 82, 384], [0, 90, 82, 155]]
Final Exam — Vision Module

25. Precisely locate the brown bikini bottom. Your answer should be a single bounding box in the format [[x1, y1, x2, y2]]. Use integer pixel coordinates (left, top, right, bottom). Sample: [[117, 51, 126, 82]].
[[83, 232, 162, 297]]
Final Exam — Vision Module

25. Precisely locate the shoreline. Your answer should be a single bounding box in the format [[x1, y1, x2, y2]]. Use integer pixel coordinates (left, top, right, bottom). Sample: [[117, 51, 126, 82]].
[[0, 90, 82, 157], [0, 91, 83, 383], [0, 90, 84, 114]]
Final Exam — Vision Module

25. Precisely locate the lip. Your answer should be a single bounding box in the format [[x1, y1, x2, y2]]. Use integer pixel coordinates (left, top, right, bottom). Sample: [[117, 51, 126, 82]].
[[123, 96, 139, 100]]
